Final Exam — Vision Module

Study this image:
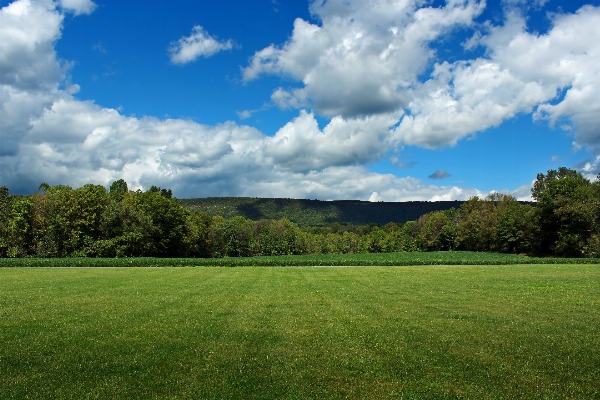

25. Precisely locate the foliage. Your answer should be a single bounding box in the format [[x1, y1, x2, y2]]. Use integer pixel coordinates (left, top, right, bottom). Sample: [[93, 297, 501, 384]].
[[415, 209, 457, 251], [108, 179, 128, 201], [1, 252, 599, 268], [179, 197, 467, 225], [532, 167, 599, 256], [491, 193, 537, 253], [1, 167, 599, 259]]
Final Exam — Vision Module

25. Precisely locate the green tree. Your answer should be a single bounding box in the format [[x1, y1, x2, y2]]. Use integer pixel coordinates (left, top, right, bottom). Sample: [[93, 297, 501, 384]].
[[491, 194, 537, 254], [415, 209, 457, 251], [363, 228, 386, 253], [207, 216, 226, 257], [339, 231, 360, 254], [94, 191, 154, 257], [456, 197, 497, 252], [532, 167, 597, 256], [109, 179, 128, 202], [148, 185, 173, 199], [137, 190, 188, 257], [183, 211, 213, 257], [42, 185, 75, 257], [252, 219, 302, 256], [224, 216, 254, 257], [7, 197, 35, 257]]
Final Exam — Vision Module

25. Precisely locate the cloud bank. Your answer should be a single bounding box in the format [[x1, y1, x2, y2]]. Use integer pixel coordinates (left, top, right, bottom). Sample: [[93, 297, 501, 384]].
[[245, 0, 600, 154], [2, 0, 600, 203]]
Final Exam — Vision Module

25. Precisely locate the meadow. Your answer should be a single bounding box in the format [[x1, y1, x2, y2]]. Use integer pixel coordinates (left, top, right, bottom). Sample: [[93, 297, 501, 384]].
[[1, 263, 599, 399]]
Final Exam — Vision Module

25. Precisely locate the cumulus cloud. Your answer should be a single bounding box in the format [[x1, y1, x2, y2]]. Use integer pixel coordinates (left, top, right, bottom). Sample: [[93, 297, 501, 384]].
[[59, 0, 95, 15], [521, 6, 600, 152], [244, 0, 486, 118], [168, 25, 233, 64], [388, 4, 600, 152], [391, 59, 552, 148], [0, 0, 65, 156], [262, 110, 402, 173], [576, 156, 600, 181], [271, 87, 306, 110], [243, 0, 600, 159], [0, 0, 483, 200], [5, 0, 600, 202], [236, 110, 252, 120], [0, 0, 63, 91], [8, 95, 484, 201]]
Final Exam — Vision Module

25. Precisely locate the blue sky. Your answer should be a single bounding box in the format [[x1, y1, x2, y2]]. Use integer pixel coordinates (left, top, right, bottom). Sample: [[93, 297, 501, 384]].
[[1, 0, 600, 200]]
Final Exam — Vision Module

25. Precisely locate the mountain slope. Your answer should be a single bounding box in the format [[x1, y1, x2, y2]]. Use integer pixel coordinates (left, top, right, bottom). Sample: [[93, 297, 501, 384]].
[[178, 197, 465, 225]]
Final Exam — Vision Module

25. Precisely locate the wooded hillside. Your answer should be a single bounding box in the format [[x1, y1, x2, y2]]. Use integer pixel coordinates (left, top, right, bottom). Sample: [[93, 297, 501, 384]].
[[178, 197, 466, 225]]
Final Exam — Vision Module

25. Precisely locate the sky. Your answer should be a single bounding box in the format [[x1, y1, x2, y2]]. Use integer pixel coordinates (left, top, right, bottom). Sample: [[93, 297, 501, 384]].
[[2, 0, 600, 201]]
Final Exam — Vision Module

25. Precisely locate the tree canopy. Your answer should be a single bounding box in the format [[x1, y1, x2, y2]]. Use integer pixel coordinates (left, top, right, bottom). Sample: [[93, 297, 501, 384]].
[[1, 168, 598, 259]]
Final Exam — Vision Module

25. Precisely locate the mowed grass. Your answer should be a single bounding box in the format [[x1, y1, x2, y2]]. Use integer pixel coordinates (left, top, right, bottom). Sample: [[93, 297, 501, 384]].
[[0, 266, 598, 399]]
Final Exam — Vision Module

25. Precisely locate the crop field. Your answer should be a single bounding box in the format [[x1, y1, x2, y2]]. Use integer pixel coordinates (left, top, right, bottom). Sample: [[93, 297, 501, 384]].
[[2, 251, 600, 267], [1, 265, 599, 399]]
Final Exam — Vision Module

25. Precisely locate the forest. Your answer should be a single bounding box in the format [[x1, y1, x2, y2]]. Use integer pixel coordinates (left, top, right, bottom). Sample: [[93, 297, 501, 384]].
[[178, 197, 469, 225], [1, 167, 598, 258]]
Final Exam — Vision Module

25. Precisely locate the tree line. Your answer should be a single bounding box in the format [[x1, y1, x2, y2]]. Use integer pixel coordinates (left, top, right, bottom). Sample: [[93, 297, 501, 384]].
[[1, 167, 599, 258]]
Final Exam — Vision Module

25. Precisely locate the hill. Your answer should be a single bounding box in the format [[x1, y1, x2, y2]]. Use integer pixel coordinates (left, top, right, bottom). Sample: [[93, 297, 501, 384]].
[[178, 197, 466, 225]]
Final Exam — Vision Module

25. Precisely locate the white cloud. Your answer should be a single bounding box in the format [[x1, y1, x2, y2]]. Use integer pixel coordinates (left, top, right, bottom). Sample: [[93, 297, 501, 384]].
[[462, 31, 482, 50], [390, 5, 600, 152], [244, 0, 486, 118], [0, 0, 484, 200], [6, 0, 600, 203], [58, 0, 95, 15], [236, 110, 252, 120], [262, 110, 401, 172], [369, 192, 383, 202], [510, 183, 534, 202], [430, 186, 476, 201], [270, 87, 306, 110], [391, 59, 552, 148], [7, 94, 483, 201], [0, 0, 63, 90], [0, 0, 65, 156], [168, 25, 233, 64], [503, 8, 600, 141], [576, 156, 600, 181], [522, 6, 600, 151], [243, 1, 600, 160]]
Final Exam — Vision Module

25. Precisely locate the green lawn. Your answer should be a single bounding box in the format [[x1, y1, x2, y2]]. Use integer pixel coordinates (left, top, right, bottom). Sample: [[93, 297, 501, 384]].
[[1, 265, 599, 399]]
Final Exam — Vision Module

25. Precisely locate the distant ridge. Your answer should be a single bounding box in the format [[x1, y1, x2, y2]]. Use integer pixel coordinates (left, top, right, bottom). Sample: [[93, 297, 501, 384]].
[[178, 197, 466, 225]]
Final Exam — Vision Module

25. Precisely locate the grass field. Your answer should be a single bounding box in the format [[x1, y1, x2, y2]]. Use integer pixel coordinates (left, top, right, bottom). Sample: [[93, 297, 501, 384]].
[[1, 265, 599, 399]]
